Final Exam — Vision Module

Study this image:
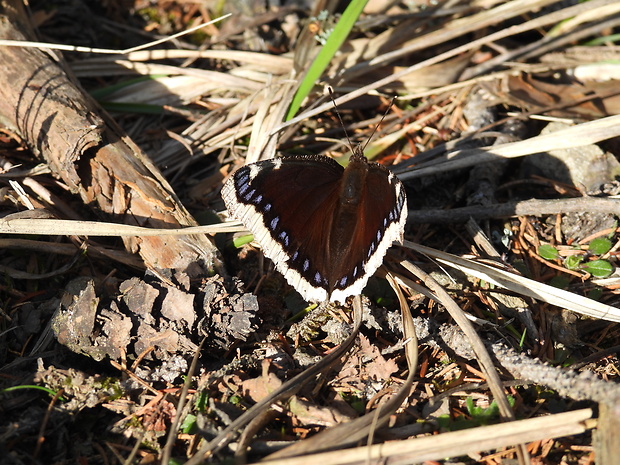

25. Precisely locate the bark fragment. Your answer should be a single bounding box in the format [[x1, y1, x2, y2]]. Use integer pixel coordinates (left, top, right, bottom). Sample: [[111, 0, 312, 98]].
[[0, 1, 220, 274], [51, 275, 260, 361]]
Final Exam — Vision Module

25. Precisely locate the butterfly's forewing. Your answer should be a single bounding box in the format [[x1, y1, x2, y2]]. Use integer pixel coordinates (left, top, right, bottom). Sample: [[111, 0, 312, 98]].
[[222, 155, 343, 301]]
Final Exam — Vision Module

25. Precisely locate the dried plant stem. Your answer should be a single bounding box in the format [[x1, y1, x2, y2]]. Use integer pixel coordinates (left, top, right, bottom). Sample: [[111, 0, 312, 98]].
[[492, 343, 620, 462], [397, 260, 529, 464], [408, 197, 620, 224], [255, 409, 592, 465], [492, 343, 620, 403]]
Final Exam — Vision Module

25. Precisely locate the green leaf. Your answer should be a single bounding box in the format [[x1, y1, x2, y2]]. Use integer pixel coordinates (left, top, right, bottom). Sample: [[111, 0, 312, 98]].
[[464, 397, 514, 425], [339, 391, 365, 413], [465, 396, 478, 415], [564, 254, 583, 270], [90, 74, 169, 99], [584, 35, 620, 46], [481, 400, 500, 420], [582, 259, 614, 278], [194, 390, 209, 412], [519, 328, 527, 348], [232, 234, 254, 248], [180, 414, 197, 434], [286, 0, 369, 120], [588, 237, 612, 255], [538, 244, 559, 260]]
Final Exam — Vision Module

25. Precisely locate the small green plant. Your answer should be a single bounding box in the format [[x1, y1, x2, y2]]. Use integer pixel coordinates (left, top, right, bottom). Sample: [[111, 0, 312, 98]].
[[0, 384, 66, 401], [465, 396, 515, 424], [538, 244, 560, 260], [538, 239, 614, 278], [194, 390, 209, 412], [437, 396, 515, 431], [308, 10, 335, 45], [180, 414, 197, 434], [563, 254, 582, 271], [340, 391, 365, 414]]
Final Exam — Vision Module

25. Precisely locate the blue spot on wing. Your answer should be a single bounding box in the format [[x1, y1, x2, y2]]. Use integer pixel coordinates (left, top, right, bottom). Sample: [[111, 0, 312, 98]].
[[243, 189, 255, 202], [237, 172, 250, 185], [368, 242, 376, 257], [279, 231, 289, 247]]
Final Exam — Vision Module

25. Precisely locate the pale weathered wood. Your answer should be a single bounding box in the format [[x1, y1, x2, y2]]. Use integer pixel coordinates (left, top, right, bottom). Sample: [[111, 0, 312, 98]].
[[594, 398, 620, 464], [0, 0, 219, 274]]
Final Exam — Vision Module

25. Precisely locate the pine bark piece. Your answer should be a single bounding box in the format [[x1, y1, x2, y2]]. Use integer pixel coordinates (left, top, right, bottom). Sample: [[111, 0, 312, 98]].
[[51, 275, 260, 361], [0, 1, 218, 274]]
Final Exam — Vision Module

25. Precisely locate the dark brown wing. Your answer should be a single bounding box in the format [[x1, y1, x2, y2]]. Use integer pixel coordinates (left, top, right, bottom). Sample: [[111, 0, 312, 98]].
[[222, 155, 343, 301]]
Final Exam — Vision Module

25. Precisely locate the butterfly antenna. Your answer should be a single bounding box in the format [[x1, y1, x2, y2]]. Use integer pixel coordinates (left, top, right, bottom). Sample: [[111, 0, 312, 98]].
[[360, 96, 396, 153], [328, 86, 356, 154]]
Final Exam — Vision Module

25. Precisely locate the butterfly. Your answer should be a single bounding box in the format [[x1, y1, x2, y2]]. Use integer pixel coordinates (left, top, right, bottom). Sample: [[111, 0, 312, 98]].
[[222, 147, 407, 303]]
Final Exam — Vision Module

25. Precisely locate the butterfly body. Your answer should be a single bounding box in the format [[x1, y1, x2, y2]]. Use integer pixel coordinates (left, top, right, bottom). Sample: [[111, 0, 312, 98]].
[[222, 151, 407, 303]]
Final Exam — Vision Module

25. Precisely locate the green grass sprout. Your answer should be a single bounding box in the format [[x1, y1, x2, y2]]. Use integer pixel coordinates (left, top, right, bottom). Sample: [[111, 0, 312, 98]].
[[1, 384, 66, 401], [286, 0, 369, 121]]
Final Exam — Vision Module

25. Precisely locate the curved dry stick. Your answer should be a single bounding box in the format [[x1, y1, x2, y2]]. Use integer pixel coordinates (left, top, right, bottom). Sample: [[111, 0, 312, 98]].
[[397, 259, 530, 464]]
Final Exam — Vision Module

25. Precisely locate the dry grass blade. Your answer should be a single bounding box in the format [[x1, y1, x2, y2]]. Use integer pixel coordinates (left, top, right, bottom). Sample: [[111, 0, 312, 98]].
[[397, 114, 620, 180], [75, 49, 292, 72], [246, 82, 298, 164], [405, 241, 620, 322], [395, 258, 530, 464], [0, 14, 231, 54], [0, 217, 239, 236], [256, 409, 593, 465]]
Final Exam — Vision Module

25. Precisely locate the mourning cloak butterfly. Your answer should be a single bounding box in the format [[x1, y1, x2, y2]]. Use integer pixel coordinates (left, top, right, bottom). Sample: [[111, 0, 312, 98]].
[[222, 149, 407, 303]]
